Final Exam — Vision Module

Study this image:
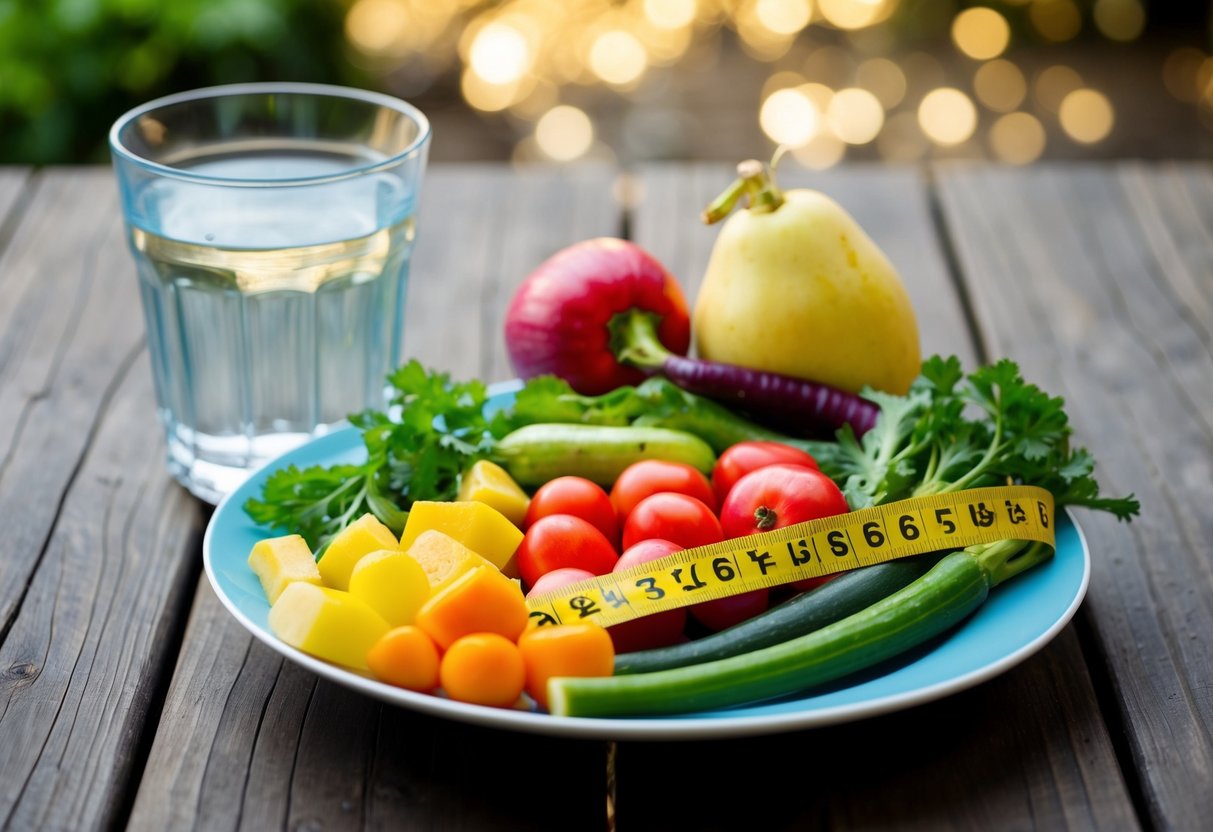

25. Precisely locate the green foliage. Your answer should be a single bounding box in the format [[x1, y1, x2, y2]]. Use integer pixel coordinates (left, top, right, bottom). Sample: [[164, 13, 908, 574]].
[[0, 0, 358, 163]]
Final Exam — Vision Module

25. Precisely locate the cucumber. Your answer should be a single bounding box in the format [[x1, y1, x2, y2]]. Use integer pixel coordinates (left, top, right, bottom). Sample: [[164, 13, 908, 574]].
[[547, 549, 993, 718], [496, 423, 715, 487], [613, 555, 940, 675]]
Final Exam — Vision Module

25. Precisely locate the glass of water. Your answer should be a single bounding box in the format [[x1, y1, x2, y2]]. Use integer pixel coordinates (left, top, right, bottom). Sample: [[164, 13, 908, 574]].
[[110, 83, 430, 504]]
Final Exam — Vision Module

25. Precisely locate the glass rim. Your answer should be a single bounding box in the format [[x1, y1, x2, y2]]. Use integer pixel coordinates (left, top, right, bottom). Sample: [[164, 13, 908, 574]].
[[108, 82, 431, 187]]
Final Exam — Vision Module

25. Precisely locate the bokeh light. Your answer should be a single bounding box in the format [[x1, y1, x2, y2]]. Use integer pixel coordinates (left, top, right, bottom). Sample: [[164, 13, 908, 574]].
[[792, 129, 847, 169], [818, 0, 892, 31], [755, 0, 813, 36], [1093, 0, 1145, 42], [1163, 48, 1206, 103], [856, 57, 906, 107], [826, 87, 884, 144], [589, 30, 648, 86], [644, 0, 698, 30], [1059, 89, 1115, 143], [989, 112, 1046, 163], [760, 87, 821, 146], [1030, 0, 1083, 43], [1035, 65, 1084, 112], [951, 7, 1011, 61], [974, 60, 1027, 112], [345, 0, 411, 57], [535, 105, 595, 161], [470, 22, 531, 85], [918, 88, 978, 146]]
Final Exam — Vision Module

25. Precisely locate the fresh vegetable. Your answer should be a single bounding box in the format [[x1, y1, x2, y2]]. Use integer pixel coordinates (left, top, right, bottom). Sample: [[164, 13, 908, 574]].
[[316, 513, 400, 592], [398, 501, 524, 578], [610, 308, 880, 437], [710, 440, 819, 504], [268, 583, 390, 672], [244, 364, 824, 549], [497, 423, 715, 488], [525, 567, 596, 599], [524, 476, 619, 546], [367, 626, 442, 692], [402, 530, 497, 594], [516, 515, 619, 588], [504, 237, 691, 395], [518, 622, 615, 709], [456, 459, 531, 528], [694, 159, 921, 396], [621, 492, 723, 551], [415, 565, 530, 650], [719, 464, 850, 539], [440, 633, 526, 708], [348, 550, 431, 627], [247, 534, 321, 604], [549, 357, 1140, 717], [609, 459, 718, 520], [613, 555, 938, 674], [688, 587, 770, 634], [607, 539, 688, 653]]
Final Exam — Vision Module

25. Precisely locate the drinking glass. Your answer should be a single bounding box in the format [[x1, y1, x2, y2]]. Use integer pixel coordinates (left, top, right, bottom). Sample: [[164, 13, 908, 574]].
[[110, 83, 430, 504]]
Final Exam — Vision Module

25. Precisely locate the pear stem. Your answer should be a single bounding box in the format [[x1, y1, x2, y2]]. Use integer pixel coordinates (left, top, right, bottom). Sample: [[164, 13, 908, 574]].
[[701, 159, 785, 224]]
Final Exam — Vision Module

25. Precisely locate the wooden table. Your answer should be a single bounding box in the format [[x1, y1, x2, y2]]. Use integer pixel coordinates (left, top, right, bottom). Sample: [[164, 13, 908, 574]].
[[0, 161, 1208, 831]]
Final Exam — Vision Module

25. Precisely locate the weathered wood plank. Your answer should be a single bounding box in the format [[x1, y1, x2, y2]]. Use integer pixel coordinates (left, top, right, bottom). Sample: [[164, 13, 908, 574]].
[[613, 161, 1137, 831], [936, 161, 1213, 832], [0, 168, 31, 244], [127, 164, 618, 832]]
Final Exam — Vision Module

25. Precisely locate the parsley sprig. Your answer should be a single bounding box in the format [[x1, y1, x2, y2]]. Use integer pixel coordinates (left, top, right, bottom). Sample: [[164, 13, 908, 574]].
[[822, 355, 1140, 519]]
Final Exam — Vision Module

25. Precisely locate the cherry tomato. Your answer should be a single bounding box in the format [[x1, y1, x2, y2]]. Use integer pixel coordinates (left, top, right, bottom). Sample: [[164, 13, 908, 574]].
[[524, 476, 619, 546], [621, 493, 723, 551], [690, 589, 770, 633], [610, 460, 717, 521], [608, 539, 687, 653], [516, 515, 619, 589], [711, 441, 820, 504], [525, 567, 596, 599], [719, 464, 849, 540]]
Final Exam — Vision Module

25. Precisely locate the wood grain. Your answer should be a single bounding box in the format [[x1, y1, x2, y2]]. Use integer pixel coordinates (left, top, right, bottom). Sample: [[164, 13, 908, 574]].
[[126, 165, 620, 832], [612, 161, 1137, 832], [936, 161, 1213, 832], [0, 170, 205, 830]]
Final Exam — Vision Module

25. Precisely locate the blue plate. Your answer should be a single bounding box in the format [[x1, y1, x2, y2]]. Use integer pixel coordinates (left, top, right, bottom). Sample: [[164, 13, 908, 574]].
[[204, 387, 1090, 740]]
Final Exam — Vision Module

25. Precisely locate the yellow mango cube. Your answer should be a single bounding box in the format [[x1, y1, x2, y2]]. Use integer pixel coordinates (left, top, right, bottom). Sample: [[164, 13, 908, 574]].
[[456, 460, 531, 528], [318, 513, 399, 591], [268, 583, 390, 672], [404, 530, 497, 594], [349, 549, 431, 627], [247, 534, 321, 604], [399, 501, 524, 579]]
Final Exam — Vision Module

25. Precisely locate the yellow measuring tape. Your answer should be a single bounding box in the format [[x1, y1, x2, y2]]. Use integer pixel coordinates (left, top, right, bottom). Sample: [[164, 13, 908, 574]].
[[525, 485, 1055, 628]]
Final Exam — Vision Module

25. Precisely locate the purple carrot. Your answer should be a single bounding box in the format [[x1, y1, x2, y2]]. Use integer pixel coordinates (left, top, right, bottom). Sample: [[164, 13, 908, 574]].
[[609, 309, 879, 437]]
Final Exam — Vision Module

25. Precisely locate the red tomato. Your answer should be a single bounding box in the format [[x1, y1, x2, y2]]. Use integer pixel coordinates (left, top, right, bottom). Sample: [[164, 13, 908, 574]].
[[690, 589, 770, 633], [524, 476, 619, 546], [719, 464, 849, 540], [608, 539, 688, 653], [621, 493, 723, 551], [711, 441, 820, 504], [525, 567, 596, 599], [610, 460, 717, 521], [516, 515, 619, 589]]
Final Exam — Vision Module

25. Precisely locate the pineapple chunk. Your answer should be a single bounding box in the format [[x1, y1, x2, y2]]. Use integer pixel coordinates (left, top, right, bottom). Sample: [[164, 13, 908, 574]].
[[247, 534, 321, 604], [404, 530, 496, 593], [456, 460, 531, 528], [398, 501, 524, 578], [268, 583, 389, 672], [318, 513, 399, 591], [349, 549, 431, 627]]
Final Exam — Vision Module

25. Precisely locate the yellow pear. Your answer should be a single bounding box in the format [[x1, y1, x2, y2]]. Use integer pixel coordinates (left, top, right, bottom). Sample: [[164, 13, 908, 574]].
[[694, 160, 920, 395]]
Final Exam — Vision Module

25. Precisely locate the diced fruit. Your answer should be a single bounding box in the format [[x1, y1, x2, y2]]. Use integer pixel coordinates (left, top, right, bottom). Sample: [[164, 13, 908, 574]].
[[318, 513, 399, 591], [367, 626, 441, 692], [439, 633, 526, 708], [456, 460, 531, 528], [348, 550, 431, 627], [415, 565, 530, 649], [268, 583, 389, 672], [399, 501, 524, 579], [247, 534, 321, 604], [403, 530, 497, 594], [517, 623, 615, 709]]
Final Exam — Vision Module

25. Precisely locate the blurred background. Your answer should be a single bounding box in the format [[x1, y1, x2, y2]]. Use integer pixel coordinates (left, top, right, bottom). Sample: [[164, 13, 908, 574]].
[[2, 0, 1210, 168]]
